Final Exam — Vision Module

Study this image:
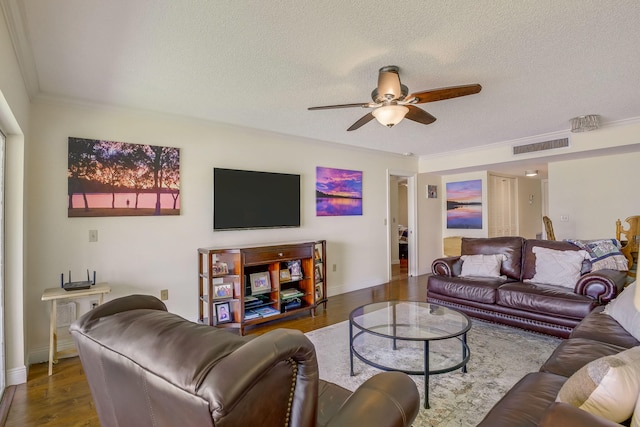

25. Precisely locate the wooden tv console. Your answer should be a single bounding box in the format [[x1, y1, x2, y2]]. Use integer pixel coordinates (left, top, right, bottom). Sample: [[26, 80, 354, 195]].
[[197, 240, 327, 335]]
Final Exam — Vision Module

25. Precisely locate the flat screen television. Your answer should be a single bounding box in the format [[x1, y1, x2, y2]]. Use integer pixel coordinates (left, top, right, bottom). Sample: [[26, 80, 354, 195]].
[[213, 168, 301, 230]]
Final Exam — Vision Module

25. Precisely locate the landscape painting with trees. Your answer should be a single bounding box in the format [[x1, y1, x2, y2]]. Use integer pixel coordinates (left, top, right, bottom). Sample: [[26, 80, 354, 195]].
[[68, 137, 180, 217]]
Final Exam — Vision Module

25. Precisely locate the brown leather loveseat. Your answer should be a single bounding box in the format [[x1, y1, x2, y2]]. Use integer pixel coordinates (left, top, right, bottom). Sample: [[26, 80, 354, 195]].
[[477, 303, 640, 426], [428, 237, 627, 338], [70, 295, 420, 427]]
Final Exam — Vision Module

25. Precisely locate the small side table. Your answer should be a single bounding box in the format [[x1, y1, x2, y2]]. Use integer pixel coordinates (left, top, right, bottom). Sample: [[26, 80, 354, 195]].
[[41, 283, 111, 375]]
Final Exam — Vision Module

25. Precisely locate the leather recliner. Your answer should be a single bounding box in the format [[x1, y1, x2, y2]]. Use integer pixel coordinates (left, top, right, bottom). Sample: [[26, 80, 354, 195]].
[[70, 295, 420, 427]]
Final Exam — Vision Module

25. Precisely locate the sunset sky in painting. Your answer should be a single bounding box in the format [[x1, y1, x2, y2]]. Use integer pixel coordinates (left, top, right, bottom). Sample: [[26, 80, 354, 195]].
[[446, 179, 482, 203], [316, 167, 362, 198]]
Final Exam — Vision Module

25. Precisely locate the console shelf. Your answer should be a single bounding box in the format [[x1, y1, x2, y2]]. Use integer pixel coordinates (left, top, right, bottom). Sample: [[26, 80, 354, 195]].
[[198, 240, 327, 335]]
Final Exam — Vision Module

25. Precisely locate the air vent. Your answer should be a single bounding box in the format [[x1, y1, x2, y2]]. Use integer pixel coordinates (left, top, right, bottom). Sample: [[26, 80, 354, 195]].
[[513, 138, 569, 155]]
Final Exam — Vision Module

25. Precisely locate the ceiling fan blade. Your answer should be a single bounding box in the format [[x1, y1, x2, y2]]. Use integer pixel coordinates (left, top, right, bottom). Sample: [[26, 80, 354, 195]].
[[409, 84, 482, 104], [308, 102, 370, 110], [377, 66, 402, 100], [347, 113, 375, 131], [405, 105, 437, 125]]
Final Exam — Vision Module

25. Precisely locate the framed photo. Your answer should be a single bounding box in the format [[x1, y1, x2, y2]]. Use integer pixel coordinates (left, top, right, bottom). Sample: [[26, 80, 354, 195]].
[[288, 260, 302, 279], [315, 285, 323, 301], [213, 282, 233, 300], [215, 301, 231, 324], [280, 269, 291, 281], [211, 262, 229, 275], [427, 185, 438, 199], [250, 272, 272, 295], [315, 265, 323, 282], [314, 247, 322, 261]]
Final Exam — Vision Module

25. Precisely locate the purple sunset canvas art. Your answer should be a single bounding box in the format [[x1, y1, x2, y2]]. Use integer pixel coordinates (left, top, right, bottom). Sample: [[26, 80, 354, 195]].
[[446, 179, 482, 229], [316, 167, 363, 216]]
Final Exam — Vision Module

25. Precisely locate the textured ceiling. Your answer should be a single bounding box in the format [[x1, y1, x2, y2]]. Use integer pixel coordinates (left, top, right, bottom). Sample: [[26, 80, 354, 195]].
[[5, 1, 640, 166]]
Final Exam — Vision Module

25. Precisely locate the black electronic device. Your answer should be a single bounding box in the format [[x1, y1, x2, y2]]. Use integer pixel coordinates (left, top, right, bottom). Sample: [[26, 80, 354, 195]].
[[213, 168, 301, 230], [61, 269, 96, 291]]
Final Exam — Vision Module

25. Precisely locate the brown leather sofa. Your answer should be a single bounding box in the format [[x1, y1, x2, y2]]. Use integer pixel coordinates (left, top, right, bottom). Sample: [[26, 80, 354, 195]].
[[477, 306, 640, 426], [69, 295, 420, 427], [428, 237, 627, 338]]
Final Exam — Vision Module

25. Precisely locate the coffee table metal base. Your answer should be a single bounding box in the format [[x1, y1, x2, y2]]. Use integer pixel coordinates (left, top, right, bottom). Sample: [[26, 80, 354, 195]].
[[349, 312, 470, 409]]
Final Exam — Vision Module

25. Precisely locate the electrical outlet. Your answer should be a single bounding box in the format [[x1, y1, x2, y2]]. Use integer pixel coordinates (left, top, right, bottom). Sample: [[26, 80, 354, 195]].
[[90, 300, 99, 310], [89, 229, 98, 242], [160, 289, 169, 300], [560, 215, 569, 222], [332, 264, 337, 272]]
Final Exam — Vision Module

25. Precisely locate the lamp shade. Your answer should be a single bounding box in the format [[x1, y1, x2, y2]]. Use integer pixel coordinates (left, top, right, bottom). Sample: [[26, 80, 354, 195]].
[[372, 105, 409, 127]]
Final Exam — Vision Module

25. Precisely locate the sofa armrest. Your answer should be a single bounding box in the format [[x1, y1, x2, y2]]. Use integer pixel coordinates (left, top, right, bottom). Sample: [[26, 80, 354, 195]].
[[325, 371, 420, 427], [575, 269, 627, 304], [539, 402, 623, 427], [431, 256, 462, 277]]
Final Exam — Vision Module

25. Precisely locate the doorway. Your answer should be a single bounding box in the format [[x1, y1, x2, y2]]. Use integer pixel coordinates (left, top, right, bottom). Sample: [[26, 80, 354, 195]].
[[387, 170, 417, 281]]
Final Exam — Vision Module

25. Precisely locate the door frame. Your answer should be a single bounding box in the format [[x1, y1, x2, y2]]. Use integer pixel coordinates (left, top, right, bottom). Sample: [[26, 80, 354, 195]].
[[387, 169, 418, 280]]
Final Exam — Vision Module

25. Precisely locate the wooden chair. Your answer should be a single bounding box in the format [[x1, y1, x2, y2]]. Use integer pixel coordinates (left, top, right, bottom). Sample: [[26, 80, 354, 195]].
[[616, 216, 640, 270], [543, 216, 556, 241]]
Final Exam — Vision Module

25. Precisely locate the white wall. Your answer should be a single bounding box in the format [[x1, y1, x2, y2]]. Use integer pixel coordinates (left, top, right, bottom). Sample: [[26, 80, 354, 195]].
[[517, 177, 542, 239], [0, 3, 30, 385], [549, 150, 640, 240], [416, 172, 442, 275], [25, 101, 418, 362]]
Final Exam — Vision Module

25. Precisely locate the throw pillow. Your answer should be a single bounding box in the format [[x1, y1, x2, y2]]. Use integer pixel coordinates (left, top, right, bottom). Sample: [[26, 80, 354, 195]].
[[566, 238, 628, 271], [459, 254, 506, 278], [603, 281, 640, 341], [633, 392, 640, 427], [525, 246, 589, 288], [556, 346, 640, 423]]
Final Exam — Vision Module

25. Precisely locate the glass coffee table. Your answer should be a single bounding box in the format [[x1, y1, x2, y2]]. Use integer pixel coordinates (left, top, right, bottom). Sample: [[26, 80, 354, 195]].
[[349, 301, 471, 409]]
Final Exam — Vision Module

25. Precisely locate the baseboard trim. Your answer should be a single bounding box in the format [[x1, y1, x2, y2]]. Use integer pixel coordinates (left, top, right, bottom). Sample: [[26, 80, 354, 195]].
[[6, 366, 26, 386], [29, 338, 77, 366]]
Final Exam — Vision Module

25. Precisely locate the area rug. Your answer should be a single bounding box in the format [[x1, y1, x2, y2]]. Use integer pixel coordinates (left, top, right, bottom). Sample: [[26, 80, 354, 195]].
[[305, 319, 561, 427]]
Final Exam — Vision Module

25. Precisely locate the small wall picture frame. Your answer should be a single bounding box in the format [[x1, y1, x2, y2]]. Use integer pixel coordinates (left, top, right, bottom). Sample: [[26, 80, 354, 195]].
[[211, 262, 229, 275], [213, 282, 233, 299], [427, 185, 438, 199], [215, 301, 231, 324], [250, 271, 272, 295], [280, 269, 291, 281]]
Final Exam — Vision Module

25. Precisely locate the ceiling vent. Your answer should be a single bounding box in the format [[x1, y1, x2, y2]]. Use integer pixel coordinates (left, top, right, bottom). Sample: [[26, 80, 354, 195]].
[[513, 138, 569, 155]]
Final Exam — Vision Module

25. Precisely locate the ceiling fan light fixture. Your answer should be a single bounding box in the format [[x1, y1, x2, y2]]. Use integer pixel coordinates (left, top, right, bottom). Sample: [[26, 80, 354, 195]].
[[570, 114, 600, 133], [372, 105, 409, 127]]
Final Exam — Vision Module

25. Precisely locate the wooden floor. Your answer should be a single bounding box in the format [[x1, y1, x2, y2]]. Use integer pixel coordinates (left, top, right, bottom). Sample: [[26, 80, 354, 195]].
[[4, 265, 425, 426]]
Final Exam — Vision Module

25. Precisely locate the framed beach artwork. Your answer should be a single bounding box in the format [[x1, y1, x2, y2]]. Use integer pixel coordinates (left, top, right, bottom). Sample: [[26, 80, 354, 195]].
[[446, 179, 482, 229], [316, 166, 363, 216], [68, 137, 180, 217]]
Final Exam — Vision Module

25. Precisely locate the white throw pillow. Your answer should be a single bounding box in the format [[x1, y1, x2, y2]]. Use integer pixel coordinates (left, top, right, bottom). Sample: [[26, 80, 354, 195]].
[[460, 254, 506, 278], [633, 392, 640, 427], [556, 346, 640, 423], [604, 281, 640, 341], [525, 246, 588, 288]]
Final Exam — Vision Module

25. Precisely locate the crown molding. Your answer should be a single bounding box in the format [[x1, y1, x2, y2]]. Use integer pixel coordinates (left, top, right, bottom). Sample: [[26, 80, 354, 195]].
[[1, 0, 39, 99]]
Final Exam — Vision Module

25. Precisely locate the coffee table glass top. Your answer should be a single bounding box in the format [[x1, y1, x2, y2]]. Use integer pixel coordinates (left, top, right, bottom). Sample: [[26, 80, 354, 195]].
[[349, 301, 471, 340]]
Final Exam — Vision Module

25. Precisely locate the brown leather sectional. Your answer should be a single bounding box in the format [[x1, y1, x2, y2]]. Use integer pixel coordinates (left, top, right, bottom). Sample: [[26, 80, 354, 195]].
[[427, 237, 627, 338], [70, 295, 420, 427], [477, 306, 639, 426]]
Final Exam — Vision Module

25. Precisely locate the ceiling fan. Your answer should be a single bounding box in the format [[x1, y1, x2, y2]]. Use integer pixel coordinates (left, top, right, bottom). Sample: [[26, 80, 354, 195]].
[[308, 66, 482, 131]]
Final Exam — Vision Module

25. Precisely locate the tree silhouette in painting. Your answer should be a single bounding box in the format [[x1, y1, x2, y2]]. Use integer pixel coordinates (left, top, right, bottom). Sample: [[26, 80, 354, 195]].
[[68, 137, 99, 212], [67, 137, 180, 217]]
